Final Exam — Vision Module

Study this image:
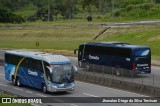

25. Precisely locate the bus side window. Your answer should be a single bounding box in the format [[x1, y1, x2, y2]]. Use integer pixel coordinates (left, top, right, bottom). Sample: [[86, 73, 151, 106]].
[[21, 57, 31, 68], [5, 54, 10, 63], [29, 58, 43, 73], [35, 60, 43, 73], [5, 54, 23, 66]]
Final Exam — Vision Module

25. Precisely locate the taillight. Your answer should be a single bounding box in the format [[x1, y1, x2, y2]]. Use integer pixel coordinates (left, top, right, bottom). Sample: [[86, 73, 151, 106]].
[[132, 63, 136, 71]]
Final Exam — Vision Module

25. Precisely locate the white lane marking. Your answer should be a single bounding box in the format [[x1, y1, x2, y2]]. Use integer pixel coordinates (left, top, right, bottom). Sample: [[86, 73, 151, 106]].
[[0, 74, 4, 76], [0, 84, 7, 86], [26, 91, 32, 93], [82, 93, 99, 97], [13, 87, 22, 91], [77, 81, 148, 97], [36, 94, 47, 97], [54, 99, 64, 103], [152, 66, 160, 70], [70, 104, 78, 106]]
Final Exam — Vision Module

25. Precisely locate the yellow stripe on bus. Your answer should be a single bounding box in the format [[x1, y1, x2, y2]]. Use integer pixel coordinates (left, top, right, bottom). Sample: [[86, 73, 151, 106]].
[[14, 57, 26, 79]]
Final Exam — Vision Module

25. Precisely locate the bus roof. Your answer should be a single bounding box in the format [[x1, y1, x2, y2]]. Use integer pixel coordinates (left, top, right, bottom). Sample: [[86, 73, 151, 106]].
[[5, 50, 71, 64], [82, 42, 149, 49]]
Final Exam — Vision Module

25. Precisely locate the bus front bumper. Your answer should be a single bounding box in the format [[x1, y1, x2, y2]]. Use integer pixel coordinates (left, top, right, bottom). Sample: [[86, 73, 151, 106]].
[[48, 84, 75, 92]]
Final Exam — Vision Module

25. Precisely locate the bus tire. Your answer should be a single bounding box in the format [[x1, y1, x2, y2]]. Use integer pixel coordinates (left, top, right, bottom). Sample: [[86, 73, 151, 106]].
[[12, 76, 17, 86], [17, 78, 21, 87], [42, 84, 48, 94]]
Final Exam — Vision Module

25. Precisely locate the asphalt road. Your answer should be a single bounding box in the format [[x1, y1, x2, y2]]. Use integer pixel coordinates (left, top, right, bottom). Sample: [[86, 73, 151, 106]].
[[0, 66, 160, 106], [0, 50, 160, 106]]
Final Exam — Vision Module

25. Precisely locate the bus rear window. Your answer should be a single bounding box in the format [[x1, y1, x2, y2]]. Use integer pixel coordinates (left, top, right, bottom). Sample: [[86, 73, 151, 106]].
[[135, 49, 150, 57]]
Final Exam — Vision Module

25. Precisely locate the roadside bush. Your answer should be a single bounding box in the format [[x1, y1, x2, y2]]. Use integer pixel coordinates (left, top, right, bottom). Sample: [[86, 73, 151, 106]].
[[0, 7, 25, 23], [114, 9, 121, 17], [126, 3, 153, 11], [124, 0, 147, 6], [136, 3, 153, 10], [126, 4, 135, 11]]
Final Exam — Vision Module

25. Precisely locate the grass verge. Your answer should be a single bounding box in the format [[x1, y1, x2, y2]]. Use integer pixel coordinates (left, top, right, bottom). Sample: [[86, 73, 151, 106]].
[[0, 24, 160, 60]]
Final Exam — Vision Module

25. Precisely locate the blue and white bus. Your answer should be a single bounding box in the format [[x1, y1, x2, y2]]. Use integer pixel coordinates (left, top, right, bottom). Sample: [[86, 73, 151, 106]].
[[4, 50, 77, 93], [75, 42, 151, 76]]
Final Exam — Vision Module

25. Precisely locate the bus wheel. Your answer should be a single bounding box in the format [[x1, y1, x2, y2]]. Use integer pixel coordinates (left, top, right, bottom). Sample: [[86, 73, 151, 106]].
[[42, 84, 47, 94], [12, 77, 17, 86], [17, 78, 21, 87]]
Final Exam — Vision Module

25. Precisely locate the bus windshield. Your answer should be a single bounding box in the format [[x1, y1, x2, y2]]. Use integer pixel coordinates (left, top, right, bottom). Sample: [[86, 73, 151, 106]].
[[134, 49, 150, 57], [50, 64, 74, 83]]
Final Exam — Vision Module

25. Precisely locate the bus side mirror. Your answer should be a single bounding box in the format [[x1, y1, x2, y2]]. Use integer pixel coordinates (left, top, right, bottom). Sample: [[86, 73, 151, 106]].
[[72, 65, 78, 74], [46, 66, 52, 74]]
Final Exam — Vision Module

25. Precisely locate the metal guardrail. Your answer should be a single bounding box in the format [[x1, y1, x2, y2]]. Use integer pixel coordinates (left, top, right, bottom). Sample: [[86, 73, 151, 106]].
[[75, 71, 160, 97], [0, 20, 160, 30]]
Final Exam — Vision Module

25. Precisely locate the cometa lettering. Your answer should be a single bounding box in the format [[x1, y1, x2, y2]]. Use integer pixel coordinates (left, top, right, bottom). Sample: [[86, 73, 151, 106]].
[[89, 55, 99, 60], [28, 70, 38, 76], [137, 64, 148, 67]]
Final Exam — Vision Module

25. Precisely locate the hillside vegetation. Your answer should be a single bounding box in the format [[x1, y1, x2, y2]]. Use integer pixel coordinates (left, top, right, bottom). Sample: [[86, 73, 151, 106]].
[[0, 0, 160, 59], [0, 0, 160, 23]]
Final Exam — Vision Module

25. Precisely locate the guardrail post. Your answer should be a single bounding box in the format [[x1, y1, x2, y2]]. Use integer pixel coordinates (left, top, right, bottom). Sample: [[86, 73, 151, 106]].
[[131, 71, 133, 82], [142, 75, 143, 85], [121, 68, 123, 81], [102, 65, 104, 76], [112, 67, 113, 78], [153, 74, 154, 87], [151, 74, 155, 95]]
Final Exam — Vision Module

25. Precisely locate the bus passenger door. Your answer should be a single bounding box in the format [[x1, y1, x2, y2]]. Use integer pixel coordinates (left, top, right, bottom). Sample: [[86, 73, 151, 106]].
[[43, 62, 53, 91]]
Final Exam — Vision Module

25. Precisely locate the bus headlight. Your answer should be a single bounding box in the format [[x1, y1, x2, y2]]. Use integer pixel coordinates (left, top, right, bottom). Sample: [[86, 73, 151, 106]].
[[71, 83, 75, 88], [52, 85, 58, 88]]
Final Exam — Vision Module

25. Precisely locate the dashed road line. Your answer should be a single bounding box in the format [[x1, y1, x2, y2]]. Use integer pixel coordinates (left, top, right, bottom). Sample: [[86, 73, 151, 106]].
[[26, 91, 32, 93], [13, 87, 22, 91], [0, 74, 4, 76], [82, 93, 99, 97], [152, 66, 160, 70], [78, 81, 148, 97], [70, 104, 78, 106], [36, 94, 47, 97], [0, 84, 7, 86]]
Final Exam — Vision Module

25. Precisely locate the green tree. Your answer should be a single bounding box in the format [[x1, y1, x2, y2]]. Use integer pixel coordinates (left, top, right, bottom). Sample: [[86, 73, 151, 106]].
[[0, 7, 24, 23], [60, 0, 78, 19]]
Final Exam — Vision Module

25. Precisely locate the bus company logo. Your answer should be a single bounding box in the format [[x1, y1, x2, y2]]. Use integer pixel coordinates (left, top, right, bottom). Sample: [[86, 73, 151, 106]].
[[2, 98, 11, 103], [89, 55, 99, 60], [28, 70, 38, 76], [137, 64, 148, 67]]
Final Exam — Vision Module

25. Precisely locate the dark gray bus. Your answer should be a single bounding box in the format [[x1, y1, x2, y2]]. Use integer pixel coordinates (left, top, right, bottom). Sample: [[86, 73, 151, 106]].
[[75, 42, 151, 76]]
